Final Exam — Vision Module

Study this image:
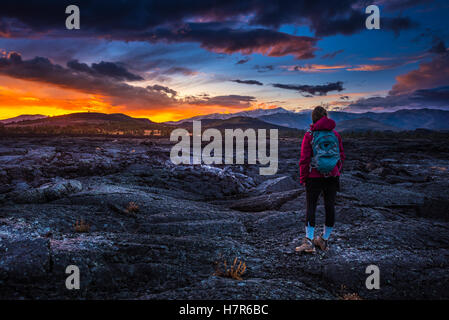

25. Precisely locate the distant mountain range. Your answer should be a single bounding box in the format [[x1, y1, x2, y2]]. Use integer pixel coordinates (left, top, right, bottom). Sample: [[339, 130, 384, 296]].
[[335, 118, 401, 132], [167, 107, 292, 124], [258, 108, 449, 131], [2, 108, 449, 133], [176, 116, 299, 133], [166, 107, 449, 131]]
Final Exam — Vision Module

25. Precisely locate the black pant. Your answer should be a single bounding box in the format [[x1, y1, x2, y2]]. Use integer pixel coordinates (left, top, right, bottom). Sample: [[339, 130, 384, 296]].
[[305, 177, 339, 228]]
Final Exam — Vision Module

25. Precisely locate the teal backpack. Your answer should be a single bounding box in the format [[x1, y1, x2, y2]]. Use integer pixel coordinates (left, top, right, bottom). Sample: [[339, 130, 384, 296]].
[[309, 130, 340, 174]]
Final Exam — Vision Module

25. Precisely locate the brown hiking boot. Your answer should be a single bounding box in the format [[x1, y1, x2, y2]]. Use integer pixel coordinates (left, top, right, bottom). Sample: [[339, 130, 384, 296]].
[[313, 234, 329, 251], [295, 237, 316, 253]]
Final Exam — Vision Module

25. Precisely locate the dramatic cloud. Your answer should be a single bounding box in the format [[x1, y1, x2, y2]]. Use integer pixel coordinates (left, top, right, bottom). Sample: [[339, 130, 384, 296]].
[[236, 57, 250, 65], [143, 24, 318, 60], [185, 94, 256, 108], [230, 79, 263, 85], [349, 52, 449, 111], [390, 53, 449, 95], [272, 81, 344, 96], [248, 1, 419, 36], [146, 84, 178, 97], [0, 0, 421, 59], [0, 53, 176, 108], [0, 52, 256, 110], [282, 63, 403, 72], [282, 64, 349, 72], [67, 60, 143, 81]]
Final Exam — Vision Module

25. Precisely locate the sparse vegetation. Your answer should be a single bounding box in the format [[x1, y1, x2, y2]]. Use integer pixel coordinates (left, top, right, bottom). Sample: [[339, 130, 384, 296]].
[[126, 201, 140, 214], [73, 219, 91, 233], [339, 285, 363, 300], [214, 257, 247, 280], [341, 293, 363, 300]]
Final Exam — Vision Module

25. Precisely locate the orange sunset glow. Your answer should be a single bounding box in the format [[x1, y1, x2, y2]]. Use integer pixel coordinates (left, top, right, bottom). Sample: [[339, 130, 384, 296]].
[[0, 75, 269, 122]]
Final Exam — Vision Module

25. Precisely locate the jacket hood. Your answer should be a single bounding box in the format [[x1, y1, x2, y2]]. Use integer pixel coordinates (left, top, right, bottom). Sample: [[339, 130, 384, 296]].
[[310, 116, 336, 131]]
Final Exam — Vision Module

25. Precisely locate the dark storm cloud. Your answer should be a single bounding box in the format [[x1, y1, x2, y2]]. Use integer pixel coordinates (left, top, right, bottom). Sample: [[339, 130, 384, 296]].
[[67, 59, 143, 81], [186, 94, 256, 108], [0, 52, 175, 108], [143, 24, 318, 59], [272, 81, 344, 96], [230, 79, 263, 86], [146, 84, 178, 97], [0, 0, 421, 57], [308, 11, 417, 37], [244, 0, 421, 35], [236, 57, 250, 65], [91, 61, 144, 81]]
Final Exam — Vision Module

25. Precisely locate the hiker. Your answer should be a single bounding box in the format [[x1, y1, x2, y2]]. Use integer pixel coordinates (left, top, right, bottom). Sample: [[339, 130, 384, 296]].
[[295, 106, 345, 253]]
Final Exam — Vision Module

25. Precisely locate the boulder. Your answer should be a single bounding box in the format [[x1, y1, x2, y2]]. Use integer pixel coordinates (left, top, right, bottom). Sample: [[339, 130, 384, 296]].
[[11, 179, 82, 203], [250, 176, 299, 196]]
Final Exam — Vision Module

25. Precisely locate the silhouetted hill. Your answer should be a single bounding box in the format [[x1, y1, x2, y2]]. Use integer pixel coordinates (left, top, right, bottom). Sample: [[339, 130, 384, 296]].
[[4, 112, 159, 127], [0, 114, 47, 124], [1, 112, 172, 136]]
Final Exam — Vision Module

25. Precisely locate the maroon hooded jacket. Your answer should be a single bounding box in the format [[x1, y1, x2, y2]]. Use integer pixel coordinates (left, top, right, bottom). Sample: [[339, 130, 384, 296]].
[[299, 116, 345, 185]]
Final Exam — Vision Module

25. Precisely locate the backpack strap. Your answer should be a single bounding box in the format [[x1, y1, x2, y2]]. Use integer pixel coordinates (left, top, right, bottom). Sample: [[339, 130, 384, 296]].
[[307, 129, 314, 172]]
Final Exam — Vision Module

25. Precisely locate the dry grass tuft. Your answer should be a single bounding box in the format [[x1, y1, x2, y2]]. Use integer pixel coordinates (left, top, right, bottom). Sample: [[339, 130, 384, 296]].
[[126, 201, 140, 214], [214, 257, 247, 280], [73, 220, 91, 233], [341, 293, 363, 300], [339, 285, 363, 300]]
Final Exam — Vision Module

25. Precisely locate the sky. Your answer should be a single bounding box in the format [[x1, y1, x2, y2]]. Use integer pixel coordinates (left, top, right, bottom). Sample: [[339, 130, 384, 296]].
[[0, 0, 448, 122]]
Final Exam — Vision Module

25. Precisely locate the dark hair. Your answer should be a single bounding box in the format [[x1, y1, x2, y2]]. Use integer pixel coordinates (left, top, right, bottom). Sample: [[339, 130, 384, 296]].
[[312, 106, 328, 123]]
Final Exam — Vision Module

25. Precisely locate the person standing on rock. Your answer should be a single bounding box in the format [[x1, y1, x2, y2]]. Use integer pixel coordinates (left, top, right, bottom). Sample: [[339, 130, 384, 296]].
[[295, 106, 345, 253]]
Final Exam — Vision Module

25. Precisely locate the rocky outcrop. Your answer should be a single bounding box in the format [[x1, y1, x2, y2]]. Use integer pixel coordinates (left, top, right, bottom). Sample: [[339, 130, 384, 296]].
[[250, 175, 299, 196], [8, 179, 82, 203]]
